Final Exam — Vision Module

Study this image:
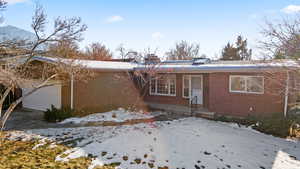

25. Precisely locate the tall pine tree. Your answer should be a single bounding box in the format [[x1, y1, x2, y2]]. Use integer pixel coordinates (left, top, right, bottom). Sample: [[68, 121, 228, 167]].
[[220, 35, 252, 60]]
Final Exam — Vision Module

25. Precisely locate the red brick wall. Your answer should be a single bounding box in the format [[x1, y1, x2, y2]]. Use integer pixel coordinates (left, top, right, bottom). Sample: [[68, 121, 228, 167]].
[[207, 72, 285, 116], [144, 72, 286, 116], [144, 74, 190, 106], [62, 72, 146, 113], [144, 73, 209, 107]]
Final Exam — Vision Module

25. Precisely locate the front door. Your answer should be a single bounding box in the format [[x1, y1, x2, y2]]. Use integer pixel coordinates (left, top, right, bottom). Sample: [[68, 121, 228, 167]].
[[190, 76, 203, 105]]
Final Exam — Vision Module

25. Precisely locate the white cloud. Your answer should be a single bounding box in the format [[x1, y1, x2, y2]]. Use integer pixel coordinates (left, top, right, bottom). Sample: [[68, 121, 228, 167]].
[[106, 15, 124, 23], [249, 14, 258, 19], [151, 32, 164, 40], [281, 5, 300, 14]]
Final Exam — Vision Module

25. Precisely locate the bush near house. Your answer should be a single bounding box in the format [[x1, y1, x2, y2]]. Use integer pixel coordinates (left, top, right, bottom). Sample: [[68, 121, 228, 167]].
[[214, 112, 300, 138], [44, 105, 75, 122], [289, 105, 300, 114], [44, 105, 93, 122]]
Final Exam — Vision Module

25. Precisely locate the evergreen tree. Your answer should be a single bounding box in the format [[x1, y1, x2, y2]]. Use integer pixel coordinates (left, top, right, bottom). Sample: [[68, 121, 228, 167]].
[[221, 42, 238, 60], [220, 35, 252, 60]]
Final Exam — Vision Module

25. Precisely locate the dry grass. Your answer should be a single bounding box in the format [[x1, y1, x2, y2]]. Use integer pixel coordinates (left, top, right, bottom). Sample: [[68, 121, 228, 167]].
[[0, 135, 114, 169]]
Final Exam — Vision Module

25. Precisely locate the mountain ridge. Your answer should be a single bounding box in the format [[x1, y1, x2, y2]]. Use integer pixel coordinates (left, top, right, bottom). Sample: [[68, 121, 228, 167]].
[[0, 25, 35, 41]]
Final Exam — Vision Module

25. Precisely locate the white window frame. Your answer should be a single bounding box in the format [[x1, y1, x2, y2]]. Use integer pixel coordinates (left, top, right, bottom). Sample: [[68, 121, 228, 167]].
[[229, 75, 264, 94], [149, 75, 176, 96], [182, 75, 203, 99], [294, 76, 300, 91], [182, 75, 191, 99]]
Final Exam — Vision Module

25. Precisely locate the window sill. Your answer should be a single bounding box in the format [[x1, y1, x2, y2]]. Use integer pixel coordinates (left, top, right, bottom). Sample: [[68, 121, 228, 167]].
[[229, 91, 264, 95], [149, 93, 176, 97]]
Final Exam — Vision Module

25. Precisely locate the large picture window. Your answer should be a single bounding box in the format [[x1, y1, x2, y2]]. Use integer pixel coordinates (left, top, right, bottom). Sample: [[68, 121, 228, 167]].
[[150, 75, 176, 96], [230, 75, 264, 94]]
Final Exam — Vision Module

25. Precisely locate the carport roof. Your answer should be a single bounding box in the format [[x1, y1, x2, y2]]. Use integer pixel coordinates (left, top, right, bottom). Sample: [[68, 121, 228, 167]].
[[32, 56, 137, 71]]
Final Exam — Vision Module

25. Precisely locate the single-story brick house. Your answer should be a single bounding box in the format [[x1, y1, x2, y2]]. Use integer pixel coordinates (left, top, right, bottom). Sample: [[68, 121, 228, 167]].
[[22, 57, 299, 117], [139, 59, 299, 117]]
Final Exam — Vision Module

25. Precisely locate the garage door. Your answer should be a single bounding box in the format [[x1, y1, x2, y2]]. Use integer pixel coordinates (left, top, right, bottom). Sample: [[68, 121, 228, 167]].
[[22, 85, 61, 111]]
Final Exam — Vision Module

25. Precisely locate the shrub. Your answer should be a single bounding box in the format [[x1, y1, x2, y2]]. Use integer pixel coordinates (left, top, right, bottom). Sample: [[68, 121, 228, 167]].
[[214, 115, 257, 127], [214, 113, 300, 138], [289, 105, 300, 115], [44, 105, 74, 122], [252, 113, 292, 137]]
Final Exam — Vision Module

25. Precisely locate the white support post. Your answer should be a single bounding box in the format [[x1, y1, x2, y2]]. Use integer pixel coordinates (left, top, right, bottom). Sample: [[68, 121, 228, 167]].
[[70, 74, 74, 109], [189, 76, 192, 104], [284, 71, 290, 117]]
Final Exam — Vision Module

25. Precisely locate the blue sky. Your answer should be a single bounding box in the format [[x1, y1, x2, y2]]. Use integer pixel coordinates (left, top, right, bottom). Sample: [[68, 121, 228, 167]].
[[3, 0, 300, 59]]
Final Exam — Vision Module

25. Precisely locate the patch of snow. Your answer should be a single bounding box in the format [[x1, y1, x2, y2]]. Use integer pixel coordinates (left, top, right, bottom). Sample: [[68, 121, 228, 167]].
[[136, 60, 300, 72], [88, 158, 104, 169], [48, 142, 58, 149], [33, 56, 137, 71], [56, 147, 87, 162], [4, 131, 57, 150], [5, 131, 43, 141], [33, 56, 300, 73], [60, 108, 157, 124], [29, 117, 300, 169], [32, 138, 47, 150]]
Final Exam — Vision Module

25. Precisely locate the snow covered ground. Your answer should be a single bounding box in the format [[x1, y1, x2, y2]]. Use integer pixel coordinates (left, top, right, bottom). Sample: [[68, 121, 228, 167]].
[[60, 108, 157, 124], [28, 115, 300, 169]]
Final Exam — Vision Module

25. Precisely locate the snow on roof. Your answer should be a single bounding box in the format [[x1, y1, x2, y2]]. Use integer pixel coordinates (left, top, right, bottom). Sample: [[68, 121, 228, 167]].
[[32, 56, 299, 72], [135, 60, 300, 72], [32, 56, 137, 71]]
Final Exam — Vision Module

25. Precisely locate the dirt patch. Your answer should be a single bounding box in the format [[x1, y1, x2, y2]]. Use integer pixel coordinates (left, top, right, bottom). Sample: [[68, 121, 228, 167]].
[[81, 114, 188, 127]]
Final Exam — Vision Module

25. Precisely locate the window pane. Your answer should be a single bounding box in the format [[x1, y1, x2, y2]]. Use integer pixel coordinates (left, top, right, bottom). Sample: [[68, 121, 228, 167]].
[[170, 79, 176, 95], [157, 77, 169, 94], [184, 88, 189, 97], [231, 76, 246, 91], [183, 77, 189, 97], [150, 79, 156, 93], [247, 77, 263, 93]]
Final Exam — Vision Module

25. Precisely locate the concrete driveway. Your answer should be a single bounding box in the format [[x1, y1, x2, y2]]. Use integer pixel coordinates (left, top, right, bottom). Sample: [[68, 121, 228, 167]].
[[4, 109, 68, 130]]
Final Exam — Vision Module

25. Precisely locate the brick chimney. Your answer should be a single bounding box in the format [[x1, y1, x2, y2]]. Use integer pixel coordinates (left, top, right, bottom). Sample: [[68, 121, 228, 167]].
[[144, 54, 160, 64]]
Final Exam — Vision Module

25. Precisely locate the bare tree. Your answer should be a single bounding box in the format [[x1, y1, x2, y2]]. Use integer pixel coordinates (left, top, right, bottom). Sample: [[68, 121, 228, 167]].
[[115, 44, 140, 60], [166, 40, 200, 60], [114, 48, 163, 110], [84, 42, 112, 61], [0, 0, 6, 11], [116, 44, 127, 59], [259, 16, 300, 59], [259, 16, 300, 116], [48, 40, 83, 58], [0, 3, 91, 131]]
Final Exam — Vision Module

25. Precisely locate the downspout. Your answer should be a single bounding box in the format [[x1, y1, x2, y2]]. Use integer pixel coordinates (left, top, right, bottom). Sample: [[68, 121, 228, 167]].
[[70, 73, 74, 109], [284, 70, 290, 117]]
